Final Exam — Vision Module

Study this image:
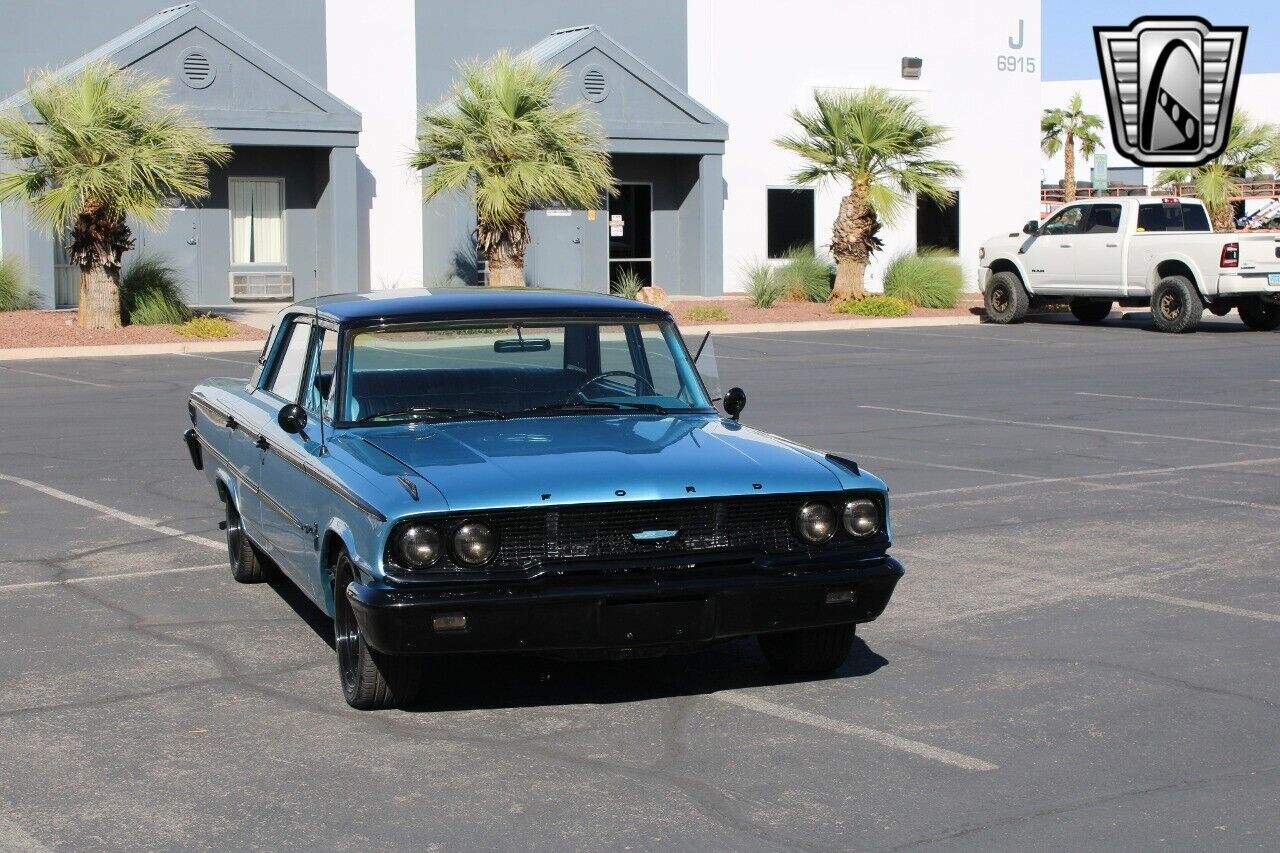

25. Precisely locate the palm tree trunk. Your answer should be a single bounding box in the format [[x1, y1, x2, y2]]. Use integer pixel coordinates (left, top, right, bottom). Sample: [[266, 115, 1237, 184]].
[[1063, 131, 1077, 203], [486, 244, 526, 287], [77, 263, 122, 329], [1209, 203, 1236, 232], [828, 181, 873, 302]]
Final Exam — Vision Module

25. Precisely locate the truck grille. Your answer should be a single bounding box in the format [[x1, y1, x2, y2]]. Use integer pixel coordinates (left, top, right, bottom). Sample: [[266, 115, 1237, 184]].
[[390, 492, 882, 573]]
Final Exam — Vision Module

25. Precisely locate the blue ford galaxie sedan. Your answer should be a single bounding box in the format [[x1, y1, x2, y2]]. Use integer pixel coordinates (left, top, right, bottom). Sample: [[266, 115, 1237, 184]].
[[184, 288, 903, 709]]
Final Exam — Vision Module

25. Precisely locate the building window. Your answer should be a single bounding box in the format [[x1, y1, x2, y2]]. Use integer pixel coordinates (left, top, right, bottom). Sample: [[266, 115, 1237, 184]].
[[767, 188, 814, 258], [230, 178, 284, 264], [917, 192, 960, 251]]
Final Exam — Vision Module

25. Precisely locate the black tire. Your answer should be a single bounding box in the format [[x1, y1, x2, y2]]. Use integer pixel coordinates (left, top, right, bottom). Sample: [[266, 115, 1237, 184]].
[[1150, 275, 1203, 333], [1238, 297, 1280, 331], [984, 272, 1030, 324], [334, 552, 421, 710], [1069, 298, 1112, 324], [226, 499, 271, 583], [759, 624, 855, 675]]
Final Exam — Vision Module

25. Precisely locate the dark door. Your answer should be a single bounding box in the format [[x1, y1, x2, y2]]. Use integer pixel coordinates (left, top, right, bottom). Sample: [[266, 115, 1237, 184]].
[[609, 184, 653, 288], [916, 192, 960, 252], [135, 206, 202, 304]]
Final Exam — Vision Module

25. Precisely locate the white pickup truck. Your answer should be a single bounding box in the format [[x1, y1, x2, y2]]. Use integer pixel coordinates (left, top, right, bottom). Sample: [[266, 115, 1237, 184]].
[[979, 196, 1280, 333]]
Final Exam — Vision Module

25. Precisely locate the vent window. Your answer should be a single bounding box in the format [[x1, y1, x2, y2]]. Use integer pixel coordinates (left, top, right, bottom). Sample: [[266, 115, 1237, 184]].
[[581, 65, 608, 102], [180, 49, 215, 89]]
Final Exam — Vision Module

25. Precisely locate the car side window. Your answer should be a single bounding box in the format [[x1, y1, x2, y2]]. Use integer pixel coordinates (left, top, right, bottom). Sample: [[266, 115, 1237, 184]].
[[303, 327, 339, 421], [1085, 204, 1121, 234], [1041, 205, 1086, 235], [264, 320, 313, 402]]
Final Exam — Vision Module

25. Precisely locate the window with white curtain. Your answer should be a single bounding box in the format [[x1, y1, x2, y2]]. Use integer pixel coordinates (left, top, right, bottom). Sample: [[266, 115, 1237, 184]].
[[230, 178, 284, 264]]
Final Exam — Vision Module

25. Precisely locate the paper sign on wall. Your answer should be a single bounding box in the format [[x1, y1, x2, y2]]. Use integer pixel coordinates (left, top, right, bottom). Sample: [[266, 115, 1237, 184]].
[[609, 213, 624, 237], [546, 209, 572, 217]]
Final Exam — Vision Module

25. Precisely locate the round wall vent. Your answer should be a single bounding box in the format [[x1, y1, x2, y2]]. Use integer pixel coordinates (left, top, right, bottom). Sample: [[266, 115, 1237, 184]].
[[581, 65, 608, 102], [179, 49, 215, 89]]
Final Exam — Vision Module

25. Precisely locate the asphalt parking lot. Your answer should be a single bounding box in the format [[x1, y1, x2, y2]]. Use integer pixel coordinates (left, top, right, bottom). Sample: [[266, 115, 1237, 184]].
[[1, 311, 1278, 851]]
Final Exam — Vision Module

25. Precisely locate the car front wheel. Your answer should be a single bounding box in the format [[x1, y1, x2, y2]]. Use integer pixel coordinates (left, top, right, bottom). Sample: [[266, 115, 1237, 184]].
[[334, 552, 421, 710], [1150, 276, 1203, 333], [984, 272, 1030, 324], [759, 624, 855, 675], [1238, 297, 1280, 331]]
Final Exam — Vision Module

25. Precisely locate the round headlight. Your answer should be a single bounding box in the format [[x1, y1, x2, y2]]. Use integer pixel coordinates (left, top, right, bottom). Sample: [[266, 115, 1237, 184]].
[[796, 501, 836, 543], [397, 524, 442, 568], [452, 521, 497, 566], [842, 498, 880, 538]]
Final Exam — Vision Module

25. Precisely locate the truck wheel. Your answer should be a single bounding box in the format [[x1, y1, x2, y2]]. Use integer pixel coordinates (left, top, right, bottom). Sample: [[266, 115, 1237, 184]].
[[1238, 297, 1280, 331], [226, 499, 271, 583], [759, 624, 855, 675], [334, 552, 421, 710], [1150, 276, 1203, 333], [984, 272, 1029, 324], [1069, 298, 1112, 324]]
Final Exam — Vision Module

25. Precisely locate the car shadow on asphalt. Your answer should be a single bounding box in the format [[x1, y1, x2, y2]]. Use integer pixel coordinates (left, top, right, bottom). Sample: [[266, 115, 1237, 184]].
[[1019, 313, 1256, 333]]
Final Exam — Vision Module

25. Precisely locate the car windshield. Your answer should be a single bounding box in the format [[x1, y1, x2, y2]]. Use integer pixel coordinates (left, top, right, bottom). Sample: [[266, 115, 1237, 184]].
[[343, 319, 713, 423]]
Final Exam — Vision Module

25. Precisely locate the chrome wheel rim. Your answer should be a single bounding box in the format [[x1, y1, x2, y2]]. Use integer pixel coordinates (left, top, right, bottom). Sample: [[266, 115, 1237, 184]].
[[334, 569, 361, 693], [1158, 290, 1182, 321], [225, 504, 242, 566]]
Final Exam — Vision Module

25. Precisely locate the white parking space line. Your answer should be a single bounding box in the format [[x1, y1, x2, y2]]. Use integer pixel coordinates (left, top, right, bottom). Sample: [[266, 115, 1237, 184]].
[[0, 365, 113, 388], [0, 472, 222, 551], [858, 405, 1280, 452], [1124, 590, 1280, 624], [712, 690, 998, 772], [894, 456, 1280, 500], [0, 563, 224, 595], [1077, 391, 1280, 413], [178, 352, 260, 365]]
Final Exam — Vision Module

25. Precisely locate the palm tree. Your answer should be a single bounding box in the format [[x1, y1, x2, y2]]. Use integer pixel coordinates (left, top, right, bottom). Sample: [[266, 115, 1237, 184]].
[[775, 87, 961, 302], [410, 51, 615, 287], [1155, 111, 1280, 232], [0, 62, 230, 329], [1041, 92, 1105, 203]]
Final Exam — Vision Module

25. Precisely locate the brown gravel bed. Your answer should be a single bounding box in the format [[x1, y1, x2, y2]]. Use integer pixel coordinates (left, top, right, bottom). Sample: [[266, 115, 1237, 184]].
[[670, 294, 986, 325], [0, 310, 267, 349]]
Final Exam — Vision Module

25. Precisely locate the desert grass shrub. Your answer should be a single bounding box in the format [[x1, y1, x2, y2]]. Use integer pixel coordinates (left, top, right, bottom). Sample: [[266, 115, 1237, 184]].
[[120, 256, 191, 325], [883, 247, 964, 308], [610, 267, 645, 300], [834, 295, 912, 317], [776, 245, 834, 302], [177, 314, 234, 339], [685, 305, 730, 322], [743, 260, 785, 308], [0, 256, 39, 310]]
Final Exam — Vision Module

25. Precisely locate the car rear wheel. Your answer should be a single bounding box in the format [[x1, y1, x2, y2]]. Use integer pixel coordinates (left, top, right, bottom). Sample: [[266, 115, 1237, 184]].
[[226, 499, 271, 583], [759, 624, 855, 675], [1069, 298, 1112, 324], [1150, 276, 1203, 333], [1238, 297, 1280, 331], [334, 552, 421, 710], [984, 272, 1029, 324]]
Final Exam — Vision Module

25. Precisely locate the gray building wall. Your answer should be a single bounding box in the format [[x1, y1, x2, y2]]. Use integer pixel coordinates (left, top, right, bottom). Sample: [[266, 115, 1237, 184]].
[[0, 0, 327, 97], [415, 0, 701, 290]]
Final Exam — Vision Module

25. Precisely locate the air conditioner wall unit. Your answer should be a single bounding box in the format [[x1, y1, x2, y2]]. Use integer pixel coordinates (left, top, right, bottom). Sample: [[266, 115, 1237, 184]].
[[230, 271, 293, 300]]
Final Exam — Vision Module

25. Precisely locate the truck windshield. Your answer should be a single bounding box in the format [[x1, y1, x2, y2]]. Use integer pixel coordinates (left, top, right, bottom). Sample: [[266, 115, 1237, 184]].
[[1137, 203, 1211, 232], [342, 319, 713, 423]]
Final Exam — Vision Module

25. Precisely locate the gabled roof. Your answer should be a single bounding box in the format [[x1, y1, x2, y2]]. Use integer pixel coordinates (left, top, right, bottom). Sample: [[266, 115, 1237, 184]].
[[0, 3, 359, 143], [526, 25, 727, 147]]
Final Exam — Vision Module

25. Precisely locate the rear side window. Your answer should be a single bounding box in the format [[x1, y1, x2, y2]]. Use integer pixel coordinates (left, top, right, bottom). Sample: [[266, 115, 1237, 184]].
[[1085, 204, 1122, 234], [1138, 203, 1211, 232]]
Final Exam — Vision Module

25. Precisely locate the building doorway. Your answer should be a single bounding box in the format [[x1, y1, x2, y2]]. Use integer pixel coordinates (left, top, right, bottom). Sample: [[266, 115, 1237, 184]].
[[916, 191, 960, 252], [609, 183, 653, 288]]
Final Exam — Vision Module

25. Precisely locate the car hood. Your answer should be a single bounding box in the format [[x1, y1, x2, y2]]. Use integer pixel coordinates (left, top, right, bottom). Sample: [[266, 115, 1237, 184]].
[[356, 415, 850, 512]]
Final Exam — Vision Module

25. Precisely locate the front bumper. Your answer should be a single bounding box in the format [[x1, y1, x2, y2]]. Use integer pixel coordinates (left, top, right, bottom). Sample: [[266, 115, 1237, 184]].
[[346, 556, 904, 655]]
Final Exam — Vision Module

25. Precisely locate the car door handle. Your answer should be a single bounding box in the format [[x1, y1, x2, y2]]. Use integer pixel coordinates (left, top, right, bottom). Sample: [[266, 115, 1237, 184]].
[[255, 435, 269, 450], [1106, 242, 1118, 248], [224, 416, 238, 430], [1059, 243, 1072, 248]]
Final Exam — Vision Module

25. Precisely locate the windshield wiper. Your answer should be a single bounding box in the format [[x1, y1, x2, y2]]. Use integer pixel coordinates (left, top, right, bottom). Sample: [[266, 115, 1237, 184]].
[[515, 400, 669, 417], [358, 406, 507, 424]]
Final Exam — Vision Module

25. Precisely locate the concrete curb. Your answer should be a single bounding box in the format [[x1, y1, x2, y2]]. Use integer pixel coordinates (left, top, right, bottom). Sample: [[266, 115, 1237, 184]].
[[0, 339, 265, 362], [0, 313, 986, 361]]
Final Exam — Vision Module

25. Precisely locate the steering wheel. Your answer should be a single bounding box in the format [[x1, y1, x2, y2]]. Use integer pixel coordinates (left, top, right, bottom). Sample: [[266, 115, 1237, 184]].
[[571, 370, 657, 399]]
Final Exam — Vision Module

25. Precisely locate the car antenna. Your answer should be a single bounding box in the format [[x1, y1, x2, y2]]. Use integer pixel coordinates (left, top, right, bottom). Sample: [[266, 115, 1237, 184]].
[[693, 330, 711, 362], [314, 269, 327, 457]]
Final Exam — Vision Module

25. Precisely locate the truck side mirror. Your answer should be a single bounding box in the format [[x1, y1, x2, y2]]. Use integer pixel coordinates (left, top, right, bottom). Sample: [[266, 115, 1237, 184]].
[[1022, 220, 1040, 236], [278, 403, 309, 437], [723, 387, 746, 421]]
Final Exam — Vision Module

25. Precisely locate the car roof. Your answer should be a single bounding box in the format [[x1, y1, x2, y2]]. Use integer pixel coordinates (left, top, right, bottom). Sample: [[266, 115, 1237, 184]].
[[1060, 196, 1205, 206], [281, 287, 671, 325]]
